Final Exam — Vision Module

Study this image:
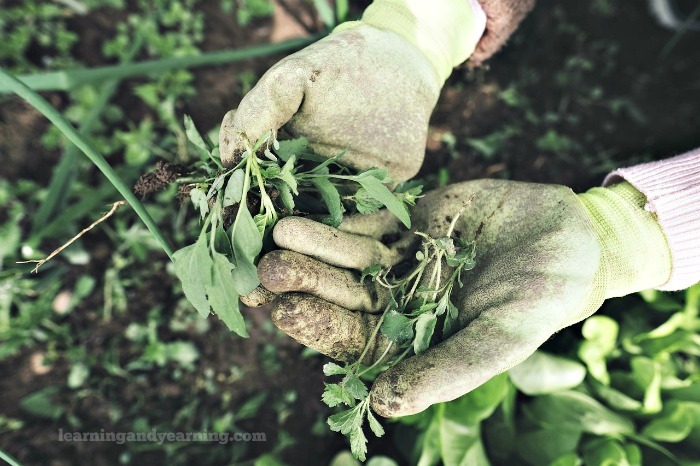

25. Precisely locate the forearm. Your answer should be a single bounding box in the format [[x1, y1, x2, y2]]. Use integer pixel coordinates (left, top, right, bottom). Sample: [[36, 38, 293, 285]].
[[470, 0, 536, 65], [604, 148, 700, 291]]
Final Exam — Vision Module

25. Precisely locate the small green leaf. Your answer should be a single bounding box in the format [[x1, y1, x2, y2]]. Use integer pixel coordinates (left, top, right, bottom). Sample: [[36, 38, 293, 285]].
[[360, 265, 382, 284], [184, 115, 211, 159], [395, 183, 423, 206], [343, 374, 369, 400], [277, 155, 298, 194], [366, 409, 385, 437], [263, 148, 277, 161], [354, 188, 383, 215], [311, 177, 343, 227], [67, 363, 90, 389], [190, 187, 209, 219], [642, 402, 693, 442], [579, 315, 619, 385], [631, 356, 662, 414], [380, 310, 414, 346], [442, 299, 460, 339], [214, 225, 233, 256], [435, 293, 450, 316], [207, 174, 226, 199], [206, 253, 248, 337], [590, 382, 642, 411], [581, 439, 630, 466], [274, 137, 309, 161], [231, 203, 262, 295], [548, 453, 582, 466], [173, 232, 213, 318], [356, 175, 410, 228], [20, 387, 64, 420], [414, 313, 437, 355], [275, 181, 295, 212], [324, 362, 348, 376], [223, 169, 244, 207], [350, 427, 368, 461], [322, 383, 355, 408], [262, 165, 281, 178], [328, 407, 362, 435]]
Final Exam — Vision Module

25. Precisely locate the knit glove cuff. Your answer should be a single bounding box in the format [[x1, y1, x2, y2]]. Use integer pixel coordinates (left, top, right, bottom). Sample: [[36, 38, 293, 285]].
[[604, 149, 700, 291], [578, 182, 672, 309], [336, 0, 486, 84]]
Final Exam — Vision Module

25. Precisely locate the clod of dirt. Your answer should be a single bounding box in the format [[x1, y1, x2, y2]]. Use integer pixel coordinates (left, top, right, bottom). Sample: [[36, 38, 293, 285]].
[[133, 161, 185, 198]]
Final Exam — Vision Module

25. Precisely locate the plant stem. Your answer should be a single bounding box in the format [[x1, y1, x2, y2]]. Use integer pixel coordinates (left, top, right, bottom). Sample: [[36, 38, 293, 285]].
[[0, 36, 322, 93], [0, 68, 175, 261], [354, 306, 391, 368]]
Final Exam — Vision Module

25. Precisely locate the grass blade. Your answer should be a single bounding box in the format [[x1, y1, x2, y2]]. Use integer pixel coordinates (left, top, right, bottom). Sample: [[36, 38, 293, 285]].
[[0, 36, 320, 93], [0, 68, 174, 260], [31, 37, 144, 234]]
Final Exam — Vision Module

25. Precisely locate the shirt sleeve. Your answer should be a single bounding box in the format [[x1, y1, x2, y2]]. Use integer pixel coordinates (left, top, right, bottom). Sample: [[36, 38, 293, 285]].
[[604, 148, 700, 291]]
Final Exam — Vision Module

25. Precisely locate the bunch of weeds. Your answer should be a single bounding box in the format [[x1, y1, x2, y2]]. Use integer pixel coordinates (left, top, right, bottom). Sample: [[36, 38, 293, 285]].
[[171, 117, 422, 337]]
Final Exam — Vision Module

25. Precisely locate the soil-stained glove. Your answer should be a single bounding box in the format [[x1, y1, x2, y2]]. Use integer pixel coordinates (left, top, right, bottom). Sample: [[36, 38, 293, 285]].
[[252, 179, 672, 417], [219, 0, 486, 183]]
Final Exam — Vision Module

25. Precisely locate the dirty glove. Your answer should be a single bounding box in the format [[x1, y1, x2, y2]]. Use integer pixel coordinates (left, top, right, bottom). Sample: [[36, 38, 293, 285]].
[[219, 0, 486, 182], [252, 179, 671, 417]]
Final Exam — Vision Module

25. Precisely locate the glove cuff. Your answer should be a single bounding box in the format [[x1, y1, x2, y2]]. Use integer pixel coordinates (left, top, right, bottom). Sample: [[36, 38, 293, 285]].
[[577, 182, 672, 299], [336, 0, 486, 84], [604, 148, 700, 291]]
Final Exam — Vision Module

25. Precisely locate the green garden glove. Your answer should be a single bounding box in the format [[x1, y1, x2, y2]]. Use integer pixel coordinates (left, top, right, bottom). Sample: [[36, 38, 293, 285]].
[[252, 179, 672, 417], [219, 0, 486, 182]]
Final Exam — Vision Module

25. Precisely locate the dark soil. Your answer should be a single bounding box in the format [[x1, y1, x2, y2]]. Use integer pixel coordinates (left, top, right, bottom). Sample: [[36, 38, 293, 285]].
[[1, 0, 699, 465]]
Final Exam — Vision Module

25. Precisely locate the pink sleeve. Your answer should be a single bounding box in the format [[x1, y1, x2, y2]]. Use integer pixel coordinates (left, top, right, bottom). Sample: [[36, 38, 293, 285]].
[[604, 148, 700, 291]]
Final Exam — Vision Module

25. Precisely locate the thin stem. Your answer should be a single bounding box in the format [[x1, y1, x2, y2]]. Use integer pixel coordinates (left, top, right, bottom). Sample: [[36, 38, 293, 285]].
[[354, 306, 391, 368], [357, 341, 394, 377]]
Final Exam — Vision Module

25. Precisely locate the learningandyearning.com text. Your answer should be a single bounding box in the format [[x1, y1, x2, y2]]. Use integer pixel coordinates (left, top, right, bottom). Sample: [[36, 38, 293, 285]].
[[57, 428, 266, 445]]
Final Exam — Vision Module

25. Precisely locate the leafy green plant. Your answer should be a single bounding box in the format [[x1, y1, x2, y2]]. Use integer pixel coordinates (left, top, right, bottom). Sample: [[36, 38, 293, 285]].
[[172, 118, 419, 337], [321, 215, 477, 460]]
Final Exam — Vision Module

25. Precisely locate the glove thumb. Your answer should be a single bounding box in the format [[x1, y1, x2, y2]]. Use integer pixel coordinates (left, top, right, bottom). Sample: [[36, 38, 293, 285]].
[[219, 61, 307, 167]]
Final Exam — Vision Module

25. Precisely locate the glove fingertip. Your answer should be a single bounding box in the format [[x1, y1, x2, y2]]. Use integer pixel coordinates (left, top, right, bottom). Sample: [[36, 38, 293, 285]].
[[219, 110, 244, 168], [239, 285, 275, 308], [369, 369, 422, 418]]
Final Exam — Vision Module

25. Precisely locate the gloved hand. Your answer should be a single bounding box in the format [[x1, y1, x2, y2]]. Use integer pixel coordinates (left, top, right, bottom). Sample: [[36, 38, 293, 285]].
[[250, 179, 672, 417], [218, 0, 486, 183]]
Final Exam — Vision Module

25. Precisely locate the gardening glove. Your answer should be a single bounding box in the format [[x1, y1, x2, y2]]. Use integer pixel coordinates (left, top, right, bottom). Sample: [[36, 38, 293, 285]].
[[252, 179, 671, 417], [219, 0, 487, 183]]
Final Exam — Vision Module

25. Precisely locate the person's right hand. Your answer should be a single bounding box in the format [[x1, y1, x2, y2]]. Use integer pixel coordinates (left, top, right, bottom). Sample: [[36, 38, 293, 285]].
[[248, 179, 672, 417], [219, 0, 487, 183]]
